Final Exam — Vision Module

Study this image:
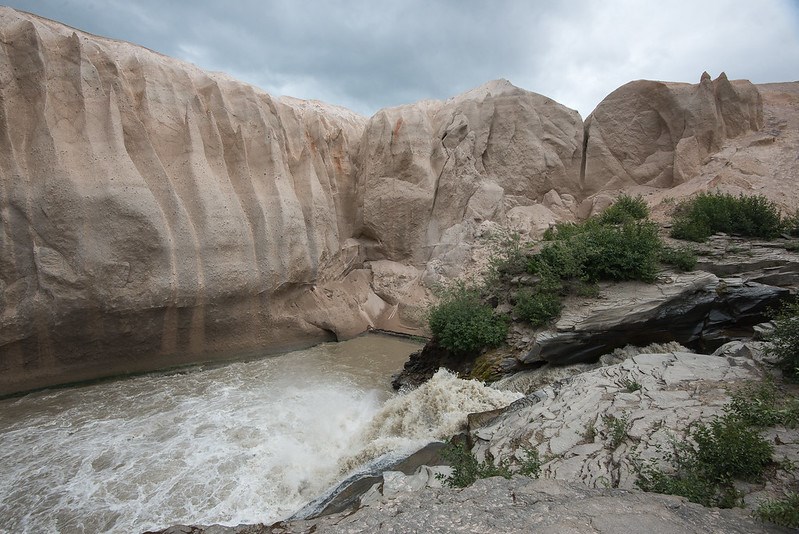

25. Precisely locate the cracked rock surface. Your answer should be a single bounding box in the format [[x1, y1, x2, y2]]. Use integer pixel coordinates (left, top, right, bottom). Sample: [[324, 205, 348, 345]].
[[473, 345, 798, 505], [158, 478, 791, 533]]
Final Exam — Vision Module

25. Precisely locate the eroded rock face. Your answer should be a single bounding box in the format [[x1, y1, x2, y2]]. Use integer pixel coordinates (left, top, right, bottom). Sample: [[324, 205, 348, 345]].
[[0, 8, 380, 394], [472, 346, 798, 507], [582, 72, 763, 199], [356, 80, 584, 263]]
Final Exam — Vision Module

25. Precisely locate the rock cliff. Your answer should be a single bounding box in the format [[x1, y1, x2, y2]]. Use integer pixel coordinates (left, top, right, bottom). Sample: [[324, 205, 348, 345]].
[[0, 6, 795, 395], [0, 8, 378, 394], [355, 80, 583, 263]]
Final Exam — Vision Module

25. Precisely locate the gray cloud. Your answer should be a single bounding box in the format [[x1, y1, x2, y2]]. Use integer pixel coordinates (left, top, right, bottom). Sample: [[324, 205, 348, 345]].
[[7, 0, 799, 117]]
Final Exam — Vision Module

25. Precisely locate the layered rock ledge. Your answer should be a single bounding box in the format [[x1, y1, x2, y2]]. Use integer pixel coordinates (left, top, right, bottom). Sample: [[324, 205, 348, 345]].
[[155, 478, 791, 533]]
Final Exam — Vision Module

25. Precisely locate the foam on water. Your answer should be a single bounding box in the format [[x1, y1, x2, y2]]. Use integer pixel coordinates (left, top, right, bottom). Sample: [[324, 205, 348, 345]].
[[0, 337, 521, 533]]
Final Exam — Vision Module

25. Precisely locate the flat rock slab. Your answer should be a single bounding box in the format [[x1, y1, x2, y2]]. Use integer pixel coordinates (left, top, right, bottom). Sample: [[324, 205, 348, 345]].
[[159, 478, 790, 533]]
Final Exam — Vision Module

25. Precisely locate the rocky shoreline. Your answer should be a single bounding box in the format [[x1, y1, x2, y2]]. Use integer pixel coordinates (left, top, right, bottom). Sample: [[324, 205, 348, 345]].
[[151, 342, 798, 533], [152, 235, 799, 533]]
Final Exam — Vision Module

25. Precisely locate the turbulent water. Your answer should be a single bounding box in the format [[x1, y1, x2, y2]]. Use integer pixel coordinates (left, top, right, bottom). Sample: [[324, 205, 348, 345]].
[[0, 335, 520, 533]]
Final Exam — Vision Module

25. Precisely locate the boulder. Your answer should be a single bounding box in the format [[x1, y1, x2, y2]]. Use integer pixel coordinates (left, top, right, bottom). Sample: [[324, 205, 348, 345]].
[[356, 79, 583, 264], [583, 72, 763, 195]]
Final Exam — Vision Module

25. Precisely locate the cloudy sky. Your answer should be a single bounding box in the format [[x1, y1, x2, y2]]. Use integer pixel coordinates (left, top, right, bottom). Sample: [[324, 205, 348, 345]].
[[7, 0, 799, 118]]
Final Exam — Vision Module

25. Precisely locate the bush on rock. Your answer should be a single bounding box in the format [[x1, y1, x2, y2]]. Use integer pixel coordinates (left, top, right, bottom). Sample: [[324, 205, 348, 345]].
[[428, 284, 508, 354]]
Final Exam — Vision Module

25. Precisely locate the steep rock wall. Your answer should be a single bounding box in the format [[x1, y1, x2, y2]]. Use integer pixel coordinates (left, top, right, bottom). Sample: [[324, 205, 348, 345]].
[[355, 80, 584, 263], [0, 8, 379, 394]]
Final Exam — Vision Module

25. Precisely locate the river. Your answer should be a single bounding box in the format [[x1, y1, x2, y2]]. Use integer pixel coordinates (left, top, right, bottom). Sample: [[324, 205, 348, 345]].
[[0, 335, 520, 533]]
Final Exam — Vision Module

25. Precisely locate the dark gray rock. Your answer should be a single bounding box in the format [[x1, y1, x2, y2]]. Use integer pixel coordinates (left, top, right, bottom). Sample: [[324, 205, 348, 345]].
[[521, 273, 788, 366]]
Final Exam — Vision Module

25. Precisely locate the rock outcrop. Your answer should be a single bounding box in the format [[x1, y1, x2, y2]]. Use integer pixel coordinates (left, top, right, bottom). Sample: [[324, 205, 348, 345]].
[[155, 475, 791, 534], [521, 272, 787, 366], [355, 80, 584, 263], [582, 72, 763, 199], [469, 344, 799, 511]]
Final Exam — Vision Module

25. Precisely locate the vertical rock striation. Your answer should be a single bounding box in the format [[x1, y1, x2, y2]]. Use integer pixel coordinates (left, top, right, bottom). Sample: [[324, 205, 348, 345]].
[[0, 8, 372, 394]]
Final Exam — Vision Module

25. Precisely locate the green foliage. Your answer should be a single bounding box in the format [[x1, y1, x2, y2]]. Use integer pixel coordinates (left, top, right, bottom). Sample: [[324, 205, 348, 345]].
[[428, 284, 508, 354], [727, 380, 799, 428], [691, 416, 773, 482], [485, 231, 529, 286], [659, 246, 697, 271], [517, 448, 542, 478], [670, 192, 783, 242], [436, 441, 512, 488], [767, 300, 799, 382], [635, 414, 774, 508], [622, 379, 642, 393], [514, 287, 562, 327], [782, 209, 799, 236], [583, 422, 596, 442], [534, 219, 662, 283], [603, 413, 631, 448], [598, 194, 650, 224], [754, 492, 799, 528], [436, 441, 541, 488]]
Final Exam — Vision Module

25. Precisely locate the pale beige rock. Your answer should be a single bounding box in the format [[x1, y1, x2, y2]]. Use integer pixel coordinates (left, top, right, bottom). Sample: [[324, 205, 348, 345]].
[[356, 79, 584, 264], [0, 8, 376, 394], [505, 204, 558, 238], [2, 7, 799, 397], [583, 72, 763, 195], [475, 348, 797, 502]]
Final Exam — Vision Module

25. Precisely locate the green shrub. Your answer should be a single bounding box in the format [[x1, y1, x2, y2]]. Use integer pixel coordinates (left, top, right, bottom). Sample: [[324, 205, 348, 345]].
[[580, 221, 661, 282], [783, 209, 799, 237], [532, 220, 661, 283], [727, 380, 799, 428], [428, 284, 508, 354], [659, 246, 697, 271], [635, 414, 773, 508], [517, 448, 542, 478], [603, 413, 631, 448], [670, 192, 783, 242], [768, 300, 799, 382], [436, 441, 541, 488], [514, 288, 562, 327], [622, 379, 642, 393], [754, 492, 799, 528], [691, 416, 773, 482], [436, 441, 512, 488], [598, 194, 650, 224], [486, 231, 528, 284]]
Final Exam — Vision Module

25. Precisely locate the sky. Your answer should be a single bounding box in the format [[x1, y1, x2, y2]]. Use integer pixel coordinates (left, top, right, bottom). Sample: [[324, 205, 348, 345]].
[[6, 0, 799, 118]]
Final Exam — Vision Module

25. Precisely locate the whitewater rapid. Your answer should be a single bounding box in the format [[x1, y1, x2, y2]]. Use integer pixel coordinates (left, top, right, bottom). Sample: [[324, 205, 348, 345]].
[[0, 335, 520, 533]]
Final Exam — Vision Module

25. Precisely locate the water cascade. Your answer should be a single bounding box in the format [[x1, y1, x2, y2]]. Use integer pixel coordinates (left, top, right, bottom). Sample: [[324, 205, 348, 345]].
[[0, 336, 520, 532]]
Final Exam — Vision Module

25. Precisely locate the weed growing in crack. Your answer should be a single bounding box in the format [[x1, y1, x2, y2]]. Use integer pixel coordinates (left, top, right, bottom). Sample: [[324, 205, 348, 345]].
[[603, 413, 631, 448]]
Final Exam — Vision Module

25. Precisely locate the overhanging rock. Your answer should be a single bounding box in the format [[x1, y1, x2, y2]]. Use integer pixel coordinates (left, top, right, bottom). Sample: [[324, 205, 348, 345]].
[[521, 272, 788, 366]]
